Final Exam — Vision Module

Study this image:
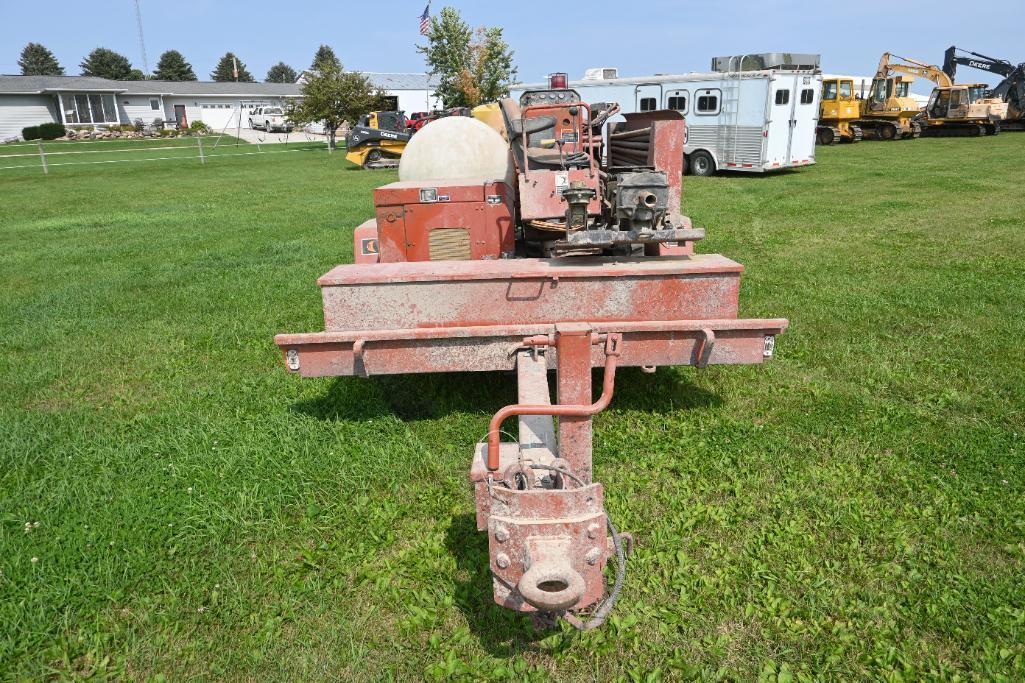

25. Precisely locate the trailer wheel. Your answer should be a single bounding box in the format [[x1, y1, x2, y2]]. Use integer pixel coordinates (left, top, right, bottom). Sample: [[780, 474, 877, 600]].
[[688, 151, 716, 177]]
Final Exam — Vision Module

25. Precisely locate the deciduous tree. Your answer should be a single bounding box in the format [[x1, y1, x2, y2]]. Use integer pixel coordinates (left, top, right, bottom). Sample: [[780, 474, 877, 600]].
[[417, 7, 516, 107], [288, 63, 385, 150]]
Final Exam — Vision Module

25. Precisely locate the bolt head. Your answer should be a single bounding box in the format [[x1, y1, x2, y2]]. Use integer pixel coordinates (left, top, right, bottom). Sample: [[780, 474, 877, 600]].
[[494, 525, 510, 543], [495, 553, 511, 569], [587, 523, 601, 539], [585, 548, 602, 565]]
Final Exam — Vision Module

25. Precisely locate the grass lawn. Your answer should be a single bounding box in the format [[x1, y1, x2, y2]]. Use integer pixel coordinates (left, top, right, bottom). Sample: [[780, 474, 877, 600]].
[[1, 135, 1023, 681]]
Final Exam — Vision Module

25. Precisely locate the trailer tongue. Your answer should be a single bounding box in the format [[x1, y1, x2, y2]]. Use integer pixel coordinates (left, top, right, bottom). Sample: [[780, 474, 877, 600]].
[[275, 87, 788, 629]]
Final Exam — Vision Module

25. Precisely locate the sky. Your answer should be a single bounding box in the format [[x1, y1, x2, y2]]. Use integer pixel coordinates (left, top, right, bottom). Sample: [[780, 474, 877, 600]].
[[2, 0, 1023, 94]]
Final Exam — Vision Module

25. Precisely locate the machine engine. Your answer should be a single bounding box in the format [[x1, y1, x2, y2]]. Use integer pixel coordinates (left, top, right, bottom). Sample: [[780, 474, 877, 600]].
[[354, 88, 701, 264]]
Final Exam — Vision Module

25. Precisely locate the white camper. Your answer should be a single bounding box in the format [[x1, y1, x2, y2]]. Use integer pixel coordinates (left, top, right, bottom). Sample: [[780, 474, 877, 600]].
[[512, 57, 822, 176]]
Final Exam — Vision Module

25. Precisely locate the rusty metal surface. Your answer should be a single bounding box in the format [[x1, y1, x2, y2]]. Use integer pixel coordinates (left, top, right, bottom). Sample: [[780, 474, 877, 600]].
[[274, 317, 787, 377], [318, 256, 743, 332], [486, 483, 608, 612], [373, 180, 516, 262]]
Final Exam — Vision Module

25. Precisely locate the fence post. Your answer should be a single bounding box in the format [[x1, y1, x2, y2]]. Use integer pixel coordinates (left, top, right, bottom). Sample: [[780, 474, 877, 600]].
[[37, 141, 48, 175], [197, 136, 206, 164]]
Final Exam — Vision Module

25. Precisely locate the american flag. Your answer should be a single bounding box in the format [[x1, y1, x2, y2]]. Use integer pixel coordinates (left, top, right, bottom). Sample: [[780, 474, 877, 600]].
[[419, 2, 431, 36]]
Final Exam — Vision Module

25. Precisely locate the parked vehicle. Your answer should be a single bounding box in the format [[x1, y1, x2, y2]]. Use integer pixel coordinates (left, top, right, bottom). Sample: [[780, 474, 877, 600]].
[[407, 111, 432, 133], [248, 106, 292, 132], [511, 53, 822, 175]]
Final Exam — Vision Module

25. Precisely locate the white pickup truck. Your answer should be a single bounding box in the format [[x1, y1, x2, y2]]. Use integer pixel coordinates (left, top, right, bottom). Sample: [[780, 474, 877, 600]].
[[248, 106, 292, 132]]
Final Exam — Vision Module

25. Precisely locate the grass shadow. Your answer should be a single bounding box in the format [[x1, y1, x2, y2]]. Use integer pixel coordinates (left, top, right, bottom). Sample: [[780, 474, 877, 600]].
[[444, 512, 551, 656], [290, 372, 518, 423], [292, 367, 720, 423]]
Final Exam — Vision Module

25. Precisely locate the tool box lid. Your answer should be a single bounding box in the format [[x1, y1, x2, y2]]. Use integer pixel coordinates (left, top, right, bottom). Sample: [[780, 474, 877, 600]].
[[373, 178, 509, 206]]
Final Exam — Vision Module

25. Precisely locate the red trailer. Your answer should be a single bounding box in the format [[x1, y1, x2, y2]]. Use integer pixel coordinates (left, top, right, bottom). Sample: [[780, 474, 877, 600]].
[[276, 85, 787, 629]]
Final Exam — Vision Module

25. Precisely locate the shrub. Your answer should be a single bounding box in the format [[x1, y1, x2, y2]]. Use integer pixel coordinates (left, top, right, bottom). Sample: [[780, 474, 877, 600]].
[[21, 125, 40, 141], [158, 129, 176, 137], [38, 122, 66, 140], [188, 120, 210, 133]]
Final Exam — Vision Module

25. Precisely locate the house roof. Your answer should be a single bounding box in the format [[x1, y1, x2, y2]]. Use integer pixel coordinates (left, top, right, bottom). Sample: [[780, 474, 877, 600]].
[[0, 73, 438, 97], [364, 72, 439, 90], [0, 75, 302, 97], [295, 71, 438, 91]]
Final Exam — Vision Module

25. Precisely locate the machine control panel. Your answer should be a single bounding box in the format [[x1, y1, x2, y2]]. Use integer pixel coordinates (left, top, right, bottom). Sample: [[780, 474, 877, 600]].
[[519, 88, 583, 107]]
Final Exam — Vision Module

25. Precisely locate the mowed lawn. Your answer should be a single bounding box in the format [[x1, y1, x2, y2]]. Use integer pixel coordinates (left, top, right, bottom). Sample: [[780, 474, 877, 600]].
[[1, 135, 1023, 681]]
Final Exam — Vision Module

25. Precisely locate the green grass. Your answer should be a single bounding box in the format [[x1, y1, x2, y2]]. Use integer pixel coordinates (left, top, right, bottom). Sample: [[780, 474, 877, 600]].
[[1, 136, 1023, 681]]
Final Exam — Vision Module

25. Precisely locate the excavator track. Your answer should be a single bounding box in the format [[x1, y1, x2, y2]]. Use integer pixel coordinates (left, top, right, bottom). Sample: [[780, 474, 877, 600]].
[[854, 120, 908, 141], [922, 122, 992, 137], [848, 125, 864, 142], [815, 126, 841, 145]]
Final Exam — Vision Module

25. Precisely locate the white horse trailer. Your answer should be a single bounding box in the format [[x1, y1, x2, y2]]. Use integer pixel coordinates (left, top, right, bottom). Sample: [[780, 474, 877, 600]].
[[512, 67, 822, 175]]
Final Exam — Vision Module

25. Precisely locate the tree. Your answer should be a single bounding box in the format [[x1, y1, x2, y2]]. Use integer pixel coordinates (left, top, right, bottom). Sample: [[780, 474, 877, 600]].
[[266, 62, 298, 84], [310, 45, 341, 73], [417, 7, 516, 107], [18, 43, 64, 76], [288, 63, 386, 150], [211, 52, 254, 82], [154, 50, 196, 81], [80, 47, 135, 80]]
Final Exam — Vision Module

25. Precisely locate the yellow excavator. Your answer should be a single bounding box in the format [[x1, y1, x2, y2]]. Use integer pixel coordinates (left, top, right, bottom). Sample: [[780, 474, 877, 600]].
[[818, 55, 922, 143], [881, 53, 1008, 136]]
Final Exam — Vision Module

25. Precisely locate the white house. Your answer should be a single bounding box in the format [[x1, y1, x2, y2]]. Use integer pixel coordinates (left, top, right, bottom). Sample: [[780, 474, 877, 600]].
[[295, 71, 441, 114], [0, 72, 441, 139]]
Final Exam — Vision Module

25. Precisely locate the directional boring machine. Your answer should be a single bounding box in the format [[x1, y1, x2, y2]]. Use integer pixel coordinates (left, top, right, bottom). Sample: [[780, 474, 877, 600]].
[[275, 81, 787, 629]]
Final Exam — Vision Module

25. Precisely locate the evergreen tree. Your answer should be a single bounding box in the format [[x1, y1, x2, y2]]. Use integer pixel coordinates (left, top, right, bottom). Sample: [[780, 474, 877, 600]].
[[265, 62, 298, 83], [154, 50, 197, 81], [211, 52, 255, 82], [310, 45, 341, 72], [80, 47, 135, 80], [18, 43, 64, 76]]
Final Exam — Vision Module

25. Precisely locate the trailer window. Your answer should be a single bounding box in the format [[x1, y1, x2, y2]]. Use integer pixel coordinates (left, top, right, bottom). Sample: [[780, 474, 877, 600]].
[[800, 88, 814, 105], [667, 94, 687, 113], [775, 89, 790, 105], [639, 97, 657, 112], [696, 90, 720, 115]]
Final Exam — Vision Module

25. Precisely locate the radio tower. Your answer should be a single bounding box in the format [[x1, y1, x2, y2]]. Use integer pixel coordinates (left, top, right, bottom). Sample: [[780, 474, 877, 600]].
[[133, 0, 149, 74]]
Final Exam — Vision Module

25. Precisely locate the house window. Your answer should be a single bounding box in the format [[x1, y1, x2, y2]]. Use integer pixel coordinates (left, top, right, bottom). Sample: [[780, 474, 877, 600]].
[[800, 88, 814, 105], [775, 89, 790, 105], [639, 97, 656, 112], [696, 90, 720, 115], [150, 99, 160, 110], [667, 92, 688, 113], [63, 93, 119, 124]]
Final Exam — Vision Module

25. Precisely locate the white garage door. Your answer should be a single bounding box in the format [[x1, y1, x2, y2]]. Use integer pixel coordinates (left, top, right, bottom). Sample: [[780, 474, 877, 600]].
[[200, 102, 245, 131]]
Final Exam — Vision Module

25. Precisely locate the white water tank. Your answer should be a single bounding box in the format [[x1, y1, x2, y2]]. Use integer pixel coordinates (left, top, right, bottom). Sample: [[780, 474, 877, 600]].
[[398, 116, 513, 184]]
